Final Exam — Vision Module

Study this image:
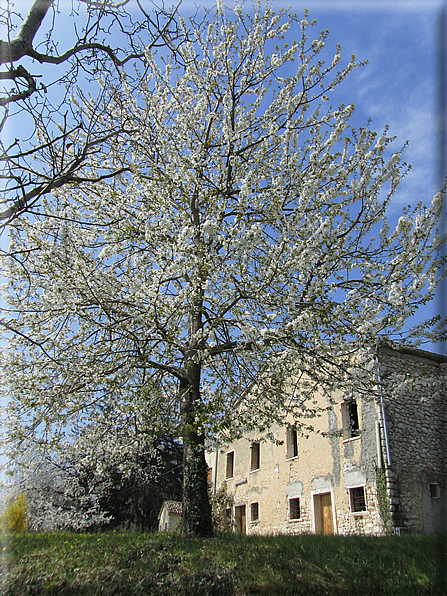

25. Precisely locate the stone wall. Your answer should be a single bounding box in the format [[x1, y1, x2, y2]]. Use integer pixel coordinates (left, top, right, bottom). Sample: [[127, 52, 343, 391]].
[[378, 345, 447, 533]]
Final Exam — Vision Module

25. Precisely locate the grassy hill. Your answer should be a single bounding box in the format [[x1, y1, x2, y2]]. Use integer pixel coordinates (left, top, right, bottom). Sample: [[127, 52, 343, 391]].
[[0, 530, 445, 595]]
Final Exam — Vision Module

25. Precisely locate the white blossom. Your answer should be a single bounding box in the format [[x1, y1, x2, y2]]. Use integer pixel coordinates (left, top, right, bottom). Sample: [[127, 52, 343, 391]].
[[1, 5, 445, 532]]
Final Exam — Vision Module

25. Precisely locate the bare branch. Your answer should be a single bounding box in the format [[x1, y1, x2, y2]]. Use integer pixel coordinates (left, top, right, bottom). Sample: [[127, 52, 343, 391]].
[[0, 65, 36, 106], [0, 0, 185, 227]]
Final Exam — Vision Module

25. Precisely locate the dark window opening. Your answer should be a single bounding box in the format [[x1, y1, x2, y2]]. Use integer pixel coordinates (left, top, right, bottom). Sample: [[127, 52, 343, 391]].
[[289, 497, 301, 520], [226, 452, 234, 479], [342, 400, 360, 440], [350, 486, 366, 512], [250, 442, 260, 470], [251, 502, 259, 521], [430, 484, 440, 498], [287, 427, 298, 459]]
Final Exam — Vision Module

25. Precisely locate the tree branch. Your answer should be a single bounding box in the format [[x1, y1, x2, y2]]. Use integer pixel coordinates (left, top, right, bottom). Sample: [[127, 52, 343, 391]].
[[0, 0, 53, 64], [0, 65, 36, 106]]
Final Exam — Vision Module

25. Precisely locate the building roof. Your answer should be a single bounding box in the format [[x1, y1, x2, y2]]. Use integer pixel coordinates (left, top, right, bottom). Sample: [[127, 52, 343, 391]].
[[159, 500, 182, 518], [378, 340, 447, 364]]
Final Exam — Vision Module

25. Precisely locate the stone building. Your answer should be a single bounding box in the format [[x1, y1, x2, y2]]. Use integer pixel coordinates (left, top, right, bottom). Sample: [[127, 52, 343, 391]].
[[158, 500, 182, 532], [206, 343, 447, 535]]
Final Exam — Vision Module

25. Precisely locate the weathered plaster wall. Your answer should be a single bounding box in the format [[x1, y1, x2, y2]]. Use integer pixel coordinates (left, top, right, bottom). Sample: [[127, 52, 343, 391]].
[[207, 388, 385, 536], [207, 346, 445, 536], [158, 509, 181, 532]]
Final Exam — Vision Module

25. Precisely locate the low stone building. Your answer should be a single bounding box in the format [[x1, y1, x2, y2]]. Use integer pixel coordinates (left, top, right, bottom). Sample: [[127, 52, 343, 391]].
[[158, 500, 182, 532], [206, 344, 446, 535]]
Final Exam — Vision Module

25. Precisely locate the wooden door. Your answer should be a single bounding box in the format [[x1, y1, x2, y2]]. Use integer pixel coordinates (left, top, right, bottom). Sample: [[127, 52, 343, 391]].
[[320, 493, 334, 535], [235, 505, 246, 534]]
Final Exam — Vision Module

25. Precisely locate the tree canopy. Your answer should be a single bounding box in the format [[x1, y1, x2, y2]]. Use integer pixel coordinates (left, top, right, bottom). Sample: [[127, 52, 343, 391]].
[[4, 431, 183, 532], [1, 4, 445, 536], [0, 0, 183, 226]]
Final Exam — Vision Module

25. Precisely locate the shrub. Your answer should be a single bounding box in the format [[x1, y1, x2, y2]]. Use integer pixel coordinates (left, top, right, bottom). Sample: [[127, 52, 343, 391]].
[[376, 467, 392, 533], [0, 492, 27, 533], [210, 484, 234, 531]]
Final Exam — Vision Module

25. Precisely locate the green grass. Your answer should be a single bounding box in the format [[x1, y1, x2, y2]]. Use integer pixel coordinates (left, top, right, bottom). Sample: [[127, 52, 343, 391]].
[[0, 530, 445, 595]]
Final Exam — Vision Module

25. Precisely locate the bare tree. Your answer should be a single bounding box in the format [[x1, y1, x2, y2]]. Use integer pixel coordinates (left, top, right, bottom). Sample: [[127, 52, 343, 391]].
[[0, 0, 183, 227]]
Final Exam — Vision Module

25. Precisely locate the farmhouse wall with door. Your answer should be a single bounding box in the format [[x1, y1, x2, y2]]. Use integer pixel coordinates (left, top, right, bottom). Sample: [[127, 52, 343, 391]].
[[206, 344, 446, 536]]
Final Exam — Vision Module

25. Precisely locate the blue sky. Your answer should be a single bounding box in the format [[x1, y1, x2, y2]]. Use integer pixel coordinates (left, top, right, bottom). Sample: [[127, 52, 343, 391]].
[[285, 1, 446, 352], [0, 0, 445, 342], [287, 1, 444, 211]]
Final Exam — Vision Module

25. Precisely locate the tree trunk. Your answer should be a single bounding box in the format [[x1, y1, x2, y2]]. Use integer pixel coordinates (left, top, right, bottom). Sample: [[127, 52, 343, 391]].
[[180, 374, 213, 537]]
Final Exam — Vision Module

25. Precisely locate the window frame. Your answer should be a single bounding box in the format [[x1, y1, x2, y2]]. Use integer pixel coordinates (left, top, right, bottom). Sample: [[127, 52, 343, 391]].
[[225, 451, 234, 479], [341, 399, 361, 441], [286, 426, 298, 460], [250, 442, 260, 471], [289, 497, 301, 520], [429, 483, 441, 498], [349, 486, 367, 513], [250, 502, 259, 522]]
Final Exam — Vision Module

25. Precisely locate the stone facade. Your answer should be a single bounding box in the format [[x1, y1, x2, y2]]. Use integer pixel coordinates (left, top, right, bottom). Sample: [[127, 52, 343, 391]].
[[206, 344, 447, 535], [377, 345, 447, 533]]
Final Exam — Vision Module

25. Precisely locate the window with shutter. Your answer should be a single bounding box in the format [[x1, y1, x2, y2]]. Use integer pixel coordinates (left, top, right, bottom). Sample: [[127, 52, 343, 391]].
[[341, 400, 360, 440], [226, 451, 234, 479], [250, 442, 260, 470], [286, 427, 298, 459]]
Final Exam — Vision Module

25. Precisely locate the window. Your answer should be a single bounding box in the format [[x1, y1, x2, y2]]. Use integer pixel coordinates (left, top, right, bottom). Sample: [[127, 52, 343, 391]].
[[250, 442, 260, 470], [207, 467, 213, 485], [225, 508, 232, 521], [289, 497, 301, 520], [350, 487, 366, 512], [251, 502, 259, 522], [226, 451, 234, 479], [429, 484, 440, 498], [286, 426, 298, 459], [341, 400, 360, 440]]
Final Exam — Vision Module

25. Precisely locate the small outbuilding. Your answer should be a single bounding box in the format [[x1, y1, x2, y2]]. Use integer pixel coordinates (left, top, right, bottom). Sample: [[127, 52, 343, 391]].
[[158, 500, 182, 532]]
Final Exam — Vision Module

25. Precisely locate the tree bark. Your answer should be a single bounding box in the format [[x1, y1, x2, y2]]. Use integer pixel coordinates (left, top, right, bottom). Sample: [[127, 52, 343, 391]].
[[0, 0, 53, 64], [180, 371, 213, 537]]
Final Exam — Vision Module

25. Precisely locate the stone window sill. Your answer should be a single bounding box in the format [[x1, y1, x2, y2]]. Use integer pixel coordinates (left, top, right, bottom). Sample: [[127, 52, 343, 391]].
[[350, 510, 369, 517], [343, 436, 361, 444]]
